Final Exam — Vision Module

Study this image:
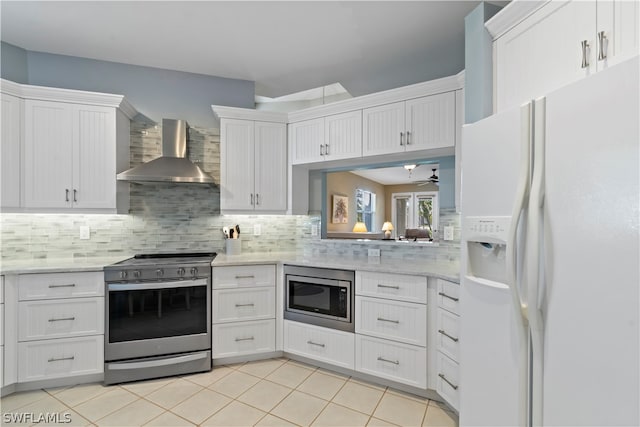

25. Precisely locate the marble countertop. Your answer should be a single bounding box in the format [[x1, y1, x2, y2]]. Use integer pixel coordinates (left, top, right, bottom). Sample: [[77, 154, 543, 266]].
[[0, 255, 132, 275], [213, 251, 460, 283]]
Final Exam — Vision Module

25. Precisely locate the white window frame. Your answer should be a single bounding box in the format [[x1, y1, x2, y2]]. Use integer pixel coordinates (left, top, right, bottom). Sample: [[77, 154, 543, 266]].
[[391, 191, 439, 239]]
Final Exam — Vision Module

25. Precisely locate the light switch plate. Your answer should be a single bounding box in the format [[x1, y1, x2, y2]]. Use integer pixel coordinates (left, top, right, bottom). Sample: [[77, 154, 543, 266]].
[[253, 224, 261, 236], [80, 226, 90, 240], [368, 248, 381, 257], [444, 226, 454, 241]]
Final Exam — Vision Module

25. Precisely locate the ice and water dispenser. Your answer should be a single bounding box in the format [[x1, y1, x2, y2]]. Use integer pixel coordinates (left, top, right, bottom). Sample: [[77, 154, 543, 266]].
[[463, 216, 511, 284]]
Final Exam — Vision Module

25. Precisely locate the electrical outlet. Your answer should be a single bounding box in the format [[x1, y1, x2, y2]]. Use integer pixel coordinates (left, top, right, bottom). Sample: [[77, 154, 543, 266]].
[[79, 226, 90, 240], [368, 248, 381, 257], [253, 224, 261, 236], [311, 224, 318, 237], [444, 226, 454, 241]]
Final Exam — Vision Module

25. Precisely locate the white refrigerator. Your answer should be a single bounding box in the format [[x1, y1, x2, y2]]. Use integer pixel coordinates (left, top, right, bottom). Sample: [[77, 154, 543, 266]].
[[459, 56, 639, 427]]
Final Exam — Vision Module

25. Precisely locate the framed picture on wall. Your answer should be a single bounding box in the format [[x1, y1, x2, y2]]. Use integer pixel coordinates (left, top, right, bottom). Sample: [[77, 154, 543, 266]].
[[332, 195, 348, 223]]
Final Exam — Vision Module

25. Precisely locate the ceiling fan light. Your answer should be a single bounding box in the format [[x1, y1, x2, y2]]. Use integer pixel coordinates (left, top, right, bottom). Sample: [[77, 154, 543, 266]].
[[403, 164, 417, 171]]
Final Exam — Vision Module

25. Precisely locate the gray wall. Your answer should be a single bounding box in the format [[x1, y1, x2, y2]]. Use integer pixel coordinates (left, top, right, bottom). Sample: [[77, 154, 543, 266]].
[[1, 42, 255, 128], [464, 2, 502, 124], [1, 42, 28, 83]]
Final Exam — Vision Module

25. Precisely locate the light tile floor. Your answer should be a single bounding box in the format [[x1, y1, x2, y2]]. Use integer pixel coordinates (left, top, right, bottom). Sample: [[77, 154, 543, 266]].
[[0, 358, 458, 427]]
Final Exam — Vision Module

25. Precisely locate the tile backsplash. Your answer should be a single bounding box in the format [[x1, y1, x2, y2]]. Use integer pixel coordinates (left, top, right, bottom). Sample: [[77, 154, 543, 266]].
[[1, 121, 460, 264]]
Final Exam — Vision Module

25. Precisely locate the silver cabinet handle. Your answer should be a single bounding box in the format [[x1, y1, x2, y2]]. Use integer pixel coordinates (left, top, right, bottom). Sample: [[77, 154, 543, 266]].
[[48, 283, 76, 288], [377, 356, 399, 365], [378, 284, 400, 290], [65, 189, 70, 202], [48, 356, 75, 363], [598, 31, 607, 60], [406, 131, 411, 145], [49, 317, 75, 322], [438, 329, 459, 342], [250, 193, 254, 205], [235, 275, 255, 279], [377, 317, 400, 324], [235, 303, 255, 307], [581, 40, 590, 68], [438, 292, 459, 302], [307, 340, 325, 348], [320, 144, 325, 156], [324, 144, 329, 155], [73, 189, 77, 202], [400, 132, 404, 146], [256, 193, 260, 205], [235, 336, 255, 342], [439, 373, 459, 390]]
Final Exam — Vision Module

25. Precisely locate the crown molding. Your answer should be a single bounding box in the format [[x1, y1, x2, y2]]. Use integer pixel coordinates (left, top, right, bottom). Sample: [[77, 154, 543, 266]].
[[287, 73, 463, 123], [0, 78, 138, 118], [211, 105, 288, 123], [485, 0, 550, 40]]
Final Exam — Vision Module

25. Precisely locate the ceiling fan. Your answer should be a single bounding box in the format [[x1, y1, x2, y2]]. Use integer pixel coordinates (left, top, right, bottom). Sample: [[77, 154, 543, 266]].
[[415, 168, 439, 186]]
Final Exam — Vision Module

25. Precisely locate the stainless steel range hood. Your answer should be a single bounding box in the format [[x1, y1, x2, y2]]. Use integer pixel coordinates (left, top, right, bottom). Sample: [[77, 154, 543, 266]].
[[117, 119, 215, 184]]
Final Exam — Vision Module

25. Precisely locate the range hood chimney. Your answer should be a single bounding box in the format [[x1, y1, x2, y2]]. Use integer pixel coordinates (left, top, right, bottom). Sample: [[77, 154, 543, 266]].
[[117, 119, 215, 184]]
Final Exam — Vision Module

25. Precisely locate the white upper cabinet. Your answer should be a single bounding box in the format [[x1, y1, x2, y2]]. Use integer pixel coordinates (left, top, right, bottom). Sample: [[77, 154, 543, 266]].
[[1, 92, 22, 209], [324, 110, 362, 161], [217, 110, 287, 213], [290, 118, 325, 164], [491, 0, 639, 112], [363, 93, 455, 157]]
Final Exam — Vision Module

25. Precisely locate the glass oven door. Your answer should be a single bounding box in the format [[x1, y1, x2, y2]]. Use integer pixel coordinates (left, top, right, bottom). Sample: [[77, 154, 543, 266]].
[[106, 278, 211, 360]]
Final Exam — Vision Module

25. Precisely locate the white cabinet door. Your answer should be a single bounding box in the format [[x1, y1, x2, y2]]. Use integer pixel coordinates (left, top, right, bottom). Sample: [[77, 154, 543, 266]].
[[73, 105, 117, 210], [324, 110, 362, 161], [23, 100, 74, 209], [1, 93, 22, 208], [212, 265, 275, 289], [355, 296, 427, 347], [212, 287, 276, 323], [597, 0, 640, 69], [405, 93, 455, 151], [221, 118, 255, 211], [212, 319, 275, 358], [283, 320, 354, 369], [362, 101, 405, 156], [495, 1, 596, 111], [290, 118, 325, 165], [254, 121, 287, 211], [436, 351, 460, 411]]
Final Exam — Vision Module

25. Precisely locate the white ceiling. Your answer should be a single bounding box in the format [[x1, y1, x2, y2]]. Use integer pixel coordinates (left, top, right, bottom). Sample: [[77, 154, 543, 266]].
[[0, 1, 498, 98], [350, 164, 439, 185]]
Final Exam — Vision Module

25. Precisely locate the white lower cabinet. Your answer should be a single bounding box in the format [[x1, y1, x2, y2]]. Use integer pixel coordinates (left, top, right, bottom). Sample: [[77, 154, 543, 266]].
[[18, 335, 103, 382], [435, 278, 461, 411], [435, 351, 460, 410], [356, 296, 427, 347], [212, 287, 275, 323], [283, 320, 354, 370], [355, 334, 427, 389], [212, 320, 275, 358]]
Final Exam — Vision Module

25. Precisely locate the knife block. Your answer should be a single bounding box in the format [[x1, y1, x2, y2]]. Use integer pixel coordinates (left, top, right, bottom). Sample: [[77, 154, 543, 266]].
[[226, 239, 241, 255]]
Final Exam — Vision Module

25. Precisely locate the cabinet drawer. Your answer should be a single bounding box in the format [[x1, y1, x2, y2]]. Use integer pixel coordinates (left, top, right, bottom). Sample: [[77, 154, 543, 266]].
[[436, 308, 460, 362], [18, 335, 104, 382], [18, 297, 104, 342], [356, 271, 427, 303], [212, 319, 275, 358], [356, 296, 427, 347], [18, 272, 104, 300], [436, 351, 460, 411], [437, 279, 459, 315], [284, 320, 354, 370], [212, 265, 275, 289], [213, 287, 275, 323], [355, 334, 427, 389]]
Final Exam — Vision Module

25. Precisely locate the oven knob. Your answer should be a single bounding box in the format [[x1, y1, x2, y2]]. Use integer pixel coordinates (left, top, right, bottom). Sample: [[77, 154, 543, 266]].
[[190, 267, 198, 277], [156, 269, 164, 277], [119, 271, 128, 279], [177, 268, 185, 276], [133, 270, 141, 279]]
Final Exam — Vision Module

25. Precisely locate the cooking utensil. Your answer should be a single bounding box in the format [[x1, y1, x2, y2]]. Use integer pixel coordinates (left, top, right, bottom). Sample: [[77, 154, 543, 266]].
[[222, 227, 229, 239], [235, 225, 240, 238], [229, 228, 235, 239]]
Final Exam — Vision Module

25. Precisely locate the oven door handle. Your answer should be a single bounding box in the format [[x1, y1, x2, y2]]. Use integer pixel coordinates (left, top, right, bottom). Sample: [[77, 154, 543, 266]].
[[107, 352, 209, 370], [108, 278, 208, 291]]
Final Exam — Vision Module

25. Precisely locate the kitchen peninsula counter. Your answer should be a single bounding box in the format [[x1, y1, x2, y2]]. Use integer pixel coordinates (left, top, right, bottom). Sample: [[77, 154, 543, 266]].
[[213, 251, 460, 283]]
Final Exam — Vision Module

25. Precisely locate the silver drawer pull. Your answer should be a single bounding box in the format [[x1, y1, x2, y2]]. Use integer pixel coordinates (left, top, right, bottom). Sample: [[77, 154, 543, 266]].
[[307, 340, 325, 348], [235, 275, 255, 279], [48, 317, 76, 322], [581, 40, 590, 68], [438, 329, 459, 342], [438, 292, 459, 302], [377, 317, 400, 324], [235, 337, 255, 342], [439, 373, 459, 390], [48, 356, 75, 363], [377, 356, 399, 365], [48, 283, 76, 288], [235, 303, 255, 308], [377, 284, 400, 290], [598, 31, 607, 60]]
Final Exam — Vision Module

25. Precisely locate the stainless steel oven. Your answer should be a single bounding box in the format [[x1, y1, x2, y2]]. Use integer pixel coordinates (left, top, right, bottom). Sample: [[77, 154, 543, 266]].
[[284, 265, 355, 332], [104, 253, 215, 385]]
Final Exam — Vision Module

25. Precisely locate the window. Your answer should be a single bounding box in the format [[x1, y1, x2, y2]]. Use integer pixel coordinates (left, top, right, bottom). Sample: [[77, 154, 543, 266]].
[[355, 189, 376, 232], [392, 191, 438, 240]]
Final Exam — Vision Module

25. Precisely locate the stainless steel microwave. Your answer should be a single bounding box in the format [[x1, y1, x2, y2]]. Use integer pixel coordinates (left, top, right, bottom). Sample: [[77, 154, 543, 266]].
[[284, 265, 355, 332]]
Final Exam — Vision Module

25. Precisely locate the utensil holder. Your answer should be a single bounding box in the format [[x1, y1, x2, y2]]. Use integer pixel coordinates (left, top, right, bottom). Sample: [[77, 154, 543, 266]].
[[226, 239, 241, 255]]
